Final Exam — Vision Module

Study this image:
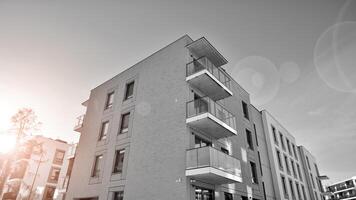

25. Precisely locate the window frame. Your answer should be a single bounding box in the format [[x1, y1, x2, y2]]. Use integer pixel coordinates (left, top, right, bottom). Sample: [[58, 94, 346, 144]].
[[105, 91, 115, 110], [92, 154, 103, 178], [242, 101, 249, 120], [113, 149, 125, 174], [119, 112, 130, 135], [124, 81, 135, 100]]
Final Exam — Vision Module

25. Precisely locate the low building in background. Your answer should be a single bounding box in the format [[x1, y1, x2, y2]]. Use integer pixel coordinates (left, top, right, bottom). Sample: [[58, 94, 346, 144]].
[[0, 135, 70, 200], [327, 177, 356, 200]]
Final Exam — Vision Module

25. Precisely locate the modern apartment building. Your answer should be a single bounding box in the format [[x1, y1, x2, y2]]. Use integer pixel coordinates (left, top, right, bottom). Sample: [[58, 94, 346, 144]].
[[1, 135, 70, 200], [67, 35, 324, 200], [327, 177, 356, 200]]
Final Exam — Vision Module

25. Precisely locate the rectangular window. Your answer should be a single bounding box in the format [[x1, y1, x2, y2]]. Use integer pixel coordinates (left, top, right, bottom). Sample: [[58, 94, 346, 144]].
[[246, 129, 254, 150], [194, 135, 212, 148], [113, 191, 124, 200], [258, 151, 263, 176], [221, 147, 229, 155], [310, 173, 315, 188], [195, 187, 214, 200], [253, 124, 259, 146], [105, 91, 115, 109], [276, 149, 283, 170], [292, 144, 298, 160], [250, 161, 258, 184], [124, 81, 134, 100], [113, 150, 125, 174], [302, 185, 307, 200], [306, 156, 311, 170], [242, 101, 249, 120], [224, 192, 233, 200], [297, 164, 303, 181], [99, 121, 109, 140], [272, 126, 278, 145], [281, 175, 289, 198], [44, 186, 56, 200], [48, 167, 61, 183], [296, 183, 302, 200], [291, 160, 297, 178], [315, 192, 318, 200], [287, 139, 292, 155], [284, 155, 290, 174], [119, 113, 130, 134], [289, 179, 295, 199], [280, 133, 285, 150], [92, 154, 103, 177], [53, 149, 65, 164]]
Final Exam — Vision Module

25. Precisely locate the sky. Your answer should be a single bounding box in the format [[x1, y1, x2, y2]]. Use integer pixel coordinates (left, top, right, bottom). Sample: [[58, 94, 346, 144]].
[[0, 0, 355, 184]]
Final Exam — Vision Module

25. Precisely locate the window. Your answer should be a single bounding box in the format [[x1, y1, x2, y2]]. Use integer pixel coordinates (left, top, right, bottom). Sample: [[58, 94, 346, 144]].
[[113, 191, 124, 200], [113, 150, 125, 174], [272, 126, 278, 145], [250, 161, 258, 184], [297, 164, 303, 181], [48, 167, 61, 183], [280, 133, 285, 150], [276, 150, 283, 170], [287, 139, 292, 155], [195, 186, 214, 200], [258, 152, 263, 176], [310, 173, 315, 188], [194, 135, 211, 148], [119, 113, 130, 134], [99, 121, 109, 140], [221, 147, 229, 155], [124, 81, 134, 100], [301, 185, 307, 200], [296, 183, 302, 200], [289, 179, 296, 200], [285, 155, 290, 174], [92, 154, 103, 177], [281, 175, 289, 198], [306, 156, 311, 170], [315, 192, 319, 200], [242, 101, 249, 120], [253, 124, 259, 146], [44, 186, 56, 200], [291, 160, 297, 178], [105, 92, 115, 109], [224, 192, 233, 200], [292, 144, 298, 160], [53, 149, 65, 164], [246, 129, 254, 150]]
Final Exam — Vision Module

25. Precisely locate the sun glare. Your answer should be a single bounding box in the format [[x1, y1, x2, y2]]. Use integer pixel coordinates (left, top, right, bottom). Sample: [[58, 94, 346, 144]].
[[0, 134, 16, 153]]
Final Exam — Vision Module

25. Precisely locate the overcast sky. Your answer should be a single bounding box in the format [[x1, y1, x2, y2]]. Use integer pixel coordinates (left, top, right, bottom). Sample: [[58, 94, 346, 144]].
[[0, 0, 355, 184]]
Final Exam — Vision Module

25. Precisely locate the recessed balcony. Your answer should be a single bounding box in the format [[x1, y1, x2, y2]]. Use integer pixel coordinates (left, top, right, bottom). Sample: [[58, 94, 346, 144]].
[[74, 115, 85, 132], [186, 97, 237, 139], [186, 146, 242, 184], [186, 57, 233, 101]]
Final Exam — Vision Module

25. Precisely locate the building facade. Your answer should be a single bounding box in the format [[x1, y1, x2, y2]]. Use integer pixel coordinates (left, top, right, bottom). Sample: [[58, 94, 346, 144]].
[[67, 35, 324, 200], [327, 177, 356, 200], [1, 136, 70, 200]]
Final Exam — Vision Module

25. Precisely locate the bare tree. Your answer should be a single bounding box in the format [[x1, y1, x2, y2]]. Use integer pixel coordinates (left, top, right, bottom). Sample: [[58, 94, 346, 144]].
[[11, 108, 42, 143]]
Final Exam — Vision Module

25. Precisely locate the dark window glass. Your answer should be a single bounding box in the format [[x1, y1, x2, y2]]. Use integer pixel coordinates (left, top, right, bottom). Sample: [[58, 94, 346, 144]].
[[53, 150, 65, 164], [92, 155, 103, 177], [287, 139, 292, 155], [250, 161, 258, 184], [277, 150, 283, 170], [272, 126, 278, 145], [194, 135, 211, 148], [306, 156, 311, 170], [280, 133, 285, 150], [292, 144, 298, 160], [48, 167, 61, 182], [99, 121, 109, 140], [224, 192, 233, 200], [44, 186, 56, 199], [281, 175, 289, 198], [119, 113, 130, 134], [246, 129, 254, 150], [113, 191, 124, 200], [289, 179, 295, 199], [124, 81, 134, 100], [285, 155, 290, 174], [221, 147, 229, 155], [113, 150, 125, 174], [195, 187, 214, 200], [242, 101, 249, 120], [253, 124, 259, 146], [105, 92, 115, 109]]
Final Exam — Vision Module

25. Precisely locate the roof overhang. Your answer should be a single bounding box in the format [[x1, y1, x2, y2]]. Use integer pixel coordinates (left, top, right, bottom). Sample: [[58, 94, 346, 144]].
[[186, 37, 228, 67]]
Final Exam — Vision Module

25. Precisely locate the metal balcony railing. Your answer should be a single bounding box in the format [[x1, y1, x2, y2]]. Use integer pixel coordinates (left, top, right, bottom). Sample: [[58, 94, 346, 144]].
[[186, 146, 241, 178], [186, 57, 231, 89], [186, 97, 236, 130]]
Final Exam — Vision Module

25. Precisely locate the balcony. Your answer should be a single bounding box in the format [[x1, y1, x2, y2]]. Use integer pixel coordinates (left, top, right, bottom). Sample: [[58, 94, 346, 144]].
[[186, 146, 242, 184], [186, 57, 233, 101], [186, 97, 237, 139], [74, 115, 85, 132]]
